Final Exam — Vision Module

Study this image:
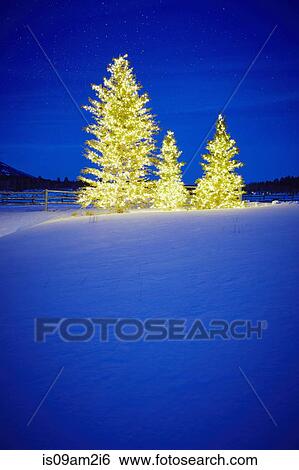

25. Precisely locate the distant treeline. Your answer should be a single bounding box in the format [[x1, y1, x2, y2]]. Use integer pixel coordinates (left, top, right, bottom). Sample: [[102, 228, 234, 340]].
[[1, 173, 299, 194], [246, 176, 299, 194], [0, 175, 82, 191]]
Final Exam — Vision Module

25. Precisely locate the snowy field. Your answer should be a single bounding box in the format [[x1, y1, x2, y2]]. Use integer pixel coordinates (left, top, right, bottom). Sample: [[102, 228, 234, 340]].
[[0, 204, 299, 449], [0, 206, 77, 238]]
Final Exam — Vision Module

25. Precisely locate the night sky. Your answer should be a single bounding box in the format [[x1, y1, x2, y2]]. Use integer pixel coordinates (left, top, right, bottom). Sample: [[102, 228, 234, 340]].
[[1, 0, 299, 184]]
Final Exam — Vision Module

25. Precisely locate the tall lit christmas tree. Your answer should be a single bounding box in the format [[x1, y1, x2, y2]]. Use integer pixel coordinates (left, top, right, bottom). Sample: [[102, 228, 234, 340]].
[[78, 54, 159, 212], [152, 131, 188, 210], [192, 114, 244, 209]]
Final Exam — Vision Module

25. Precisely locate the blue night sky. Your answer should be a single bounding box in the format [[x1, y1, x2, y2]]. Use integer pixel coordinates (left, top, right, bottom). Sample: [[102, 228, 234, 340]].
[[1, 0, 299, 184]]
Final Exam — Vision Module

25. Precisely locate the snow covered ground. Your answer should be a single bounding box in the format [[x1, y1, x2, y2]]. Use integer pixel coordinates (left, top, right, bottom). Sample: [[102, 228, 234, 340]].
[[0, 206, 78, 238], [0, 204, 299, 449]]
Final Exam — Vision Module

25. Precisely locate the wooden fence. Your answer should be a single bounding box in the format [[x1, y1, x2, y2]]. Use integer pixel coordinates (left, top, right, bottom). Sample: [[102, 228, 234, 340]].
[[0, 190, 78, 210], [243, 193, 299, 203], [0, 189, 298, 210]]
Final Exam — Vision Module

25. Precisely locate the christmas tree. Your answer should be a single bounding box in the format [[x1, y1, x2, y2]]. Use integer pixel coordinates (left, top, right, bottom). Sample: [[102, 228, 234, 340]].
[[78, 54, 159, 212], [192, 114, 244, 209], [152, 131, 188, 210]]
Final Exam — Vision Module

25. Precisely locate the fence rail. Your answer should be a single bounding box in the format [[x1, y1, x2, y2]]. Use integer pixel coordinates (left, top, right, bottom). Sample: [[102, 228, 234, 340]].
[[243, 192, 299, 202], [0, 189, 298, 210], [0, 190, 78, 210]]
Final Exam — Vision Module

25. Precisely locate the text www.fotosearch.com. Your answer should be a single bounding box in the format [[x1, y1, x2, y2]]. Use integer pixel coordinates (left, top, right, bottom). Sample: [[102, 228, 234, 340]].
[[42, 452, 258, 467]]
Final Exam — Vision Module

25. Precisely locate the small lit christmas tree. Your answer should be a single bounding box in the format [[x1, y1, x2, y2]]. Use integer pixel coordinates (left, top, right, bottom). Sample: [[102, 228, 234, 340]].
[[192, 114, 244, 209], [78, 54, 159, 212], [152, 131, 188, 210]]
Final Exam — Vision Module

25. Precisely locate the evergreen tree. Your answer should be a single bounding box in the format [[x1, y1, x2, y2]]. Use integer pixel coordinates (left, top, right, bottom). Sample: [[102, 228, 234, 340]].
[[192, 114, 244, 209], [152, 131, 188, 210], [78, 54, 159, 212]]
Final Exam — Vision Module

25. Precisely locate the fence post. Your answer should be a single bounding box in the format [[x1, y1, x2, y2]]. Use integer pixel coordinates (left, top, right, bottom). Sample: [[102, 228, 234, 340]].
[[45, 189, 49, 211]]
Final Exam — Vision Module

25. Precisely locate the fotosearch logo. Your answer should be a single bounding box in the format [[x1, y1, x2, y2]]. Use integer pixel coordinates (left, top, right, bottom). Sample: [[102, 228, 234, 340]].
[[35, 318, 267, 342]]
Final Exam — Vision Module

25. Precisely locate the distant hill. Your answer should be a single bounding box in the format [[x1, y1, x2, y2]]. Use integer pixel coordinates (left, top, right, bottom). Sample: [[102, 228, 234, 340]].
[[246, 176, 299, 194], [1, 160, 299, 194], [0, 161, 81, 191], [0, 161, 34, 178]]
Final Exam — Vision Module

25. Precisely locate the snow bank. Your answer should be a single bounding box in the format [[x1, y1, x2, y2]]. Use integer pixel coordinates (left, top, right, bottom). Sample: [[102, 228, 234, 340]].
[[0, 206, 79, 238], [0, 204, 299, 449]]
